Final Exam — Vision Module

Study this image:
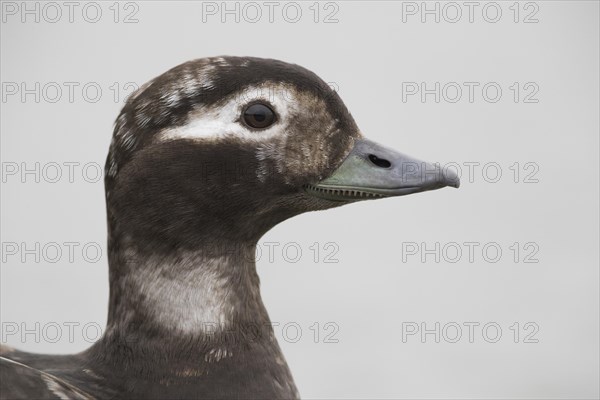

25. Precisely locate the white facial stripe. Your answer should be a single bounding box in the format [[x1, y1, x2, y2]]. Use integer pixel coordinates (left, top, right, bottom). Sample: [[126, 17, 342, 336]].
[[158, 83, 298, 143]]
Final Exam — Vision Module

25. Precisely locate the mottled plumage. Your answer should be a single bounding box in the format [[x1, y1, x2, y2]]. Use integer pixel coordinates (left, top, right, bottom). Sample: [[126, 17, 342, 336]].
[[1, 56, 458, 400]]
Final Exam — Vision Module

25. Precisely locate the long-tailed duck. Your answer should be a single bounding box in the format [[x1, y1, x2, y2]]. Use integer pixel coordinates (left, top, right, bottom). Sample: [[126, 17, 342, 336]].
[[0, 56, 459, 399]]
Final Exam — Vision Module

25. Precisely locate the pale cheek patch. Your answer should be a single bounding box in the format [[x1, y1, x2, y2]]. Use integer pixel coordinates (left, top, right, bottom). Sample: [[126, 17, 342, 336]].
[[157, 83, 298, 144]]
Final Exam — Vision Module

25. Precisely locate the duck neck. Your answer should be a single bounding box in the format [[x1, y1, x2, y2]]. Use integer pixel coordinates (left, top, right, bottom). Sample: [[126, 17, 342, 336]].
[[97, 236, 273, 358]]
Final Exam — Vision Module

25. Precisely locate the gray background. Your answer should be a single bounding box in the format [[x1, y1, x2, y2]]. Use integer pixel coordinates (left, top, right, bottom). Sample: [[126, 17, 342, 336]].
[[1, 1, 599, 398]]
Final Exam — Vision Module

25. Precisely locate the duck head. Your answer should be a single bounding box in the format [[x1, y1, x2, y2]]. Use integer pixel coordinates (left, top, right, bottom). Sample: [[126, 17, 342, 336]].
[[105, 56, 459, 250]]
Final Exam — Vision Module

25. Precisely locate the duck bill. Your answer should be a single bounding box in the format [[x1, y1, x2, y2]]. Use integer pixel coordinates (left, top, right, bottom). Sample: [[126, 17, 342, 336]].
[[305, 138, 460, 202]]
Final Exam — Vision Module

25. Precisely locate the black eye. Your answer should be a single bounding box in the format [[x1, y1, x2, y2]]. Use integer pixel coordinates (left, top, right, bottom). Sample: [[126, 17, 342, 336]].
[[243, 103, 276, 129]]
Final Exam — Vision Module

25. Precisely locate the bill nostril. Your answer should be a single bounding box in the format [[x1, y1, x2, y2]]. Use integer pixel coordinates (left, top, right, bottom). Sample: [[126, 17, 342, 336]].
[[368, 154, 392, 169]]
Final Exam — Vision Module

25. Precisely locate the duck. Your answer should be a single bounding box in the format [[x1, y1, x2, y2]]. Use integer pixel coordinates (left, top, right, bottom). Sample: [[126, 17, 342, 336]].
[[0, 56, 459, 400]]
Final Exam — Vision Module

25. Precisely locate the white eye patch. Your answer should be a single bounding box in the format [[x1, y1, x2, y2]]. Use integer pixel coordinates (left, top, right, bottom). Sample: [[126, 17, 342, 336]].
[[158, 83, 299, 143]]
